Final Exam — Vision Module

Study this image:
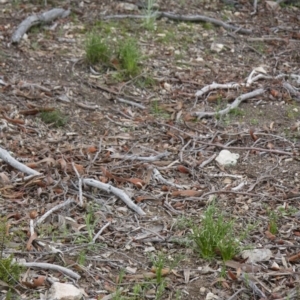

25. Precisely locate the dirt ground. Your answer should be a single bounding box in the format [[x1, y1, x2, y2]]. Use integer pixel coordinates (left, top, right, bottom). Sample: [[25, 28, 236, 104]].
[[0, 0, 300, 299]]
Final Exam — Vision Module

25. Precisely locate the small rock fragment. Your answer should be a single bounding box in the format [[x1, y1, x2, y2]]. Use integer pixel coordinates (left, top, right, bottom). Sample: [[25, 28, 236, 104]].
[[47, 282, 83, 300]]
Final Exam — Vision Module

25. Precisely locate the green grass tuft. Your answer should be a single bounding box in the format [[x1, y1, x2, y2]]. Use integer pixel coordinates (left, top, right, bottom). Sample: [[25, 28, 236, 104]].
[[190, 202, 252, 261], [40, 110, 68, 127], [85, 31, 110, 65], [117, 38, 141, 77]]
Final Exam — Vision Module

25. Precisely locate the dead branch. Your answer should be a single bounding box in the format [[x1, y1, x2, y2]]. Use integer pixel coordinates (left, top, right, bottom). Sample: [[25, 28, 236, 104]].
[[110, 151, 170, 162], [93, 222, 111, 243], [12, 8, 70, 43], [72, 162, 83, 207], [35, 198, 75, 226], [199, 154, 217, 168], [197, 140, 294, 156], [192, 88, 266, 119], [116, 97, 146, 109], [82, 178, 146, 216], [20, 262, 80, 280], [195, 82, 240, 99], [241, 273, 266, 298], [101, 12, 252, 35], [159, 12, 252, 35], [227, 288, 247, 300], [152, 168, 187, 189], [0, 146, 41, 176]]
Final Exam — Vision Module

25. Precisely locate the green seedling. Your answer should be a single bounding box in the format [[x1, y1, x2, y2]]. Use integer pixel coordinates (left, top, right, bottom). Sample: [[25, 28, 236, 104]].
[[85, 31, 110, 65], [0, 218, 24, 291], [117, 38, 140, 77], [40, 110, 68, 127], [286, 104, 300, 120], [143, 0, 157, 30], [250, 118, 259, 125], [268, 210, 278, 235], [202, 22, 214, 30], [190, 202, 251, 261], [77, 250, 86, 266]]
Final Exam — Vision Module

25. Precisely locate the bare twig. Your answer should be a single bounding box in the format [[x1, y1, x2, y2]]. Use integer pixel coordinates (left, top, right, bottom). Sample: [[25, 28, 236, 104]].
[[83, 179, 146, 215], [0, 147, 41, 176], [20, 262, 80, 280], [116, 97, 146, 109], [153, 168, 187, 189], [12, 8, 70, 43], [227, 288, 247, 300], [72, 162, 83, 207], [93, 222, 111, 243], [35, 198, 75, 226], [110, 151, 170, 162], [192, 88, 266, 119]]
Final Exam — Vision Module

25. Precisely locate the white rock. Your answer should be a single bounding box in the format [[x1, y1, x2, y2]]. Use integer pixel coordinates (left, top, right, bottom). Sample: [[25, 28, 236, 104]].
[[116, 3, 138, 11], [215, 150, 239, 167], [241, 248, 272, 263], [47, 283, 83, 300]]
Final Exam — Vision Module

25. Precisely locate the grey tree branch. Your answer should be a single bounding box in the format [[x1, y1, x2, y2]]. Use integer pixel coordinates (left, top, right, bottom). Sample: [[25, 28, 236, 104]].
[[83, 178, 146, 216], [12, 8, 70, 43], [192, 88, 266, 119], [0, 147, 41, 176]]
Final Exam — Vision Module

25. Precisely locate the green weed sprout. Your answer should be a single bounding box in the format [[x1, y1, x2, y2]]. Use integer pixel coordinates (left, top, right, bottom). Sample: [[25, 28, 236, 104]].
[[117, 38, 140, 77], [85, 31, 110, 65], [40, 110, 67, 127], [190, 202, 250, 261]]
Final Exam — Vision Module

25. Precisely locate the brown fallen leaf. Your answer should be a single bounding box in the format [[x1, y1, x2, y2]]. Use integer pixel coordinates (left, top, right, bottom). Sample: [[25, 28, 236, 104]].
[[227, 270, 237, 281], [177, 165, 190, 174], [172, 190, 202, 197], [288, 252, 300, 262], [249, 128, 258, 141], [26, 232, 37, 251], [265, 230, 276, 240], [150, 267, 170, 276]]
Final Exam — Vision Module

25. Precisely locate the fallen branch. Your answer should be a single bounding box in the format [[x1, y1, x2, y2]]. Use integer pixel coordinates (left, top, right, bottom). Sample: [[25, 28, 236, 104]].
[[195, 82, 240, 99], [93, 222, 111, 243], [35, 198, 75, 226], [192, 88, 266, 119], [12, 8, 70, 43], [0, 147, 41, 176], [83, 178, 146, 216], [241, 273, 266, 298], [159, 12, 252, 35], [116, 97, 146, 109], [196, 139, 294, 156], [20, 262, 80, 280], [101, 12, 252, 35], [153, 168, 187, 189], [110, 151, 170, 162]]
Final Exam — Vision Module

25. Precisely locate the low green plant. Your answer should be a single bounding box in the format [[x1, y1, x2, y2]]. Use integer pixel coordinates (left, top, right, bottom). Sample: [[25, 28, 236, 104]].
[[112, 269, 126, 300], [117, 38, 140, 77], [286, 104, 300, 120], [190, 202, 250, 261], [0, 219, 23, 290], [136, 75, 156, 88], [150, 101, 170, 119], [85, 31, 110, 65], [202, 22, 214, 30], [143, 0, 157, 30], [268, 210, 278, 235], [278, 205, 298, 216], [229, 108, 243, 116], [250, 118, 259, 125], [77, 250, 86, 266], [40, 110, 67, 127], [148, 252, 182, 300]]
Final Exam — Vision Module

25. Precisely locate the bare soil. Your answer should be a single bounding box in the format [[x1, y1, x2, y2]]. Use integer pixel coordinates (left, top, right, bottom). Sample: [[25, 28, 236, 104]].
[[0, 0, 300, 299]]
